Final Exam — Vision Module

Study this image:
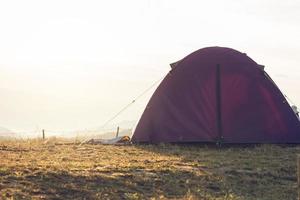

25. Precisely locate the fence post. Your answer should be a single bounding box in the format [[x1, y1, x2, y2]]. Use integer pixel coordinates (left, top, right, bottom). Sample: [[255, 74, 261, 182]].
[[116, 126, 119, 138], [42, 129, 45, 140]]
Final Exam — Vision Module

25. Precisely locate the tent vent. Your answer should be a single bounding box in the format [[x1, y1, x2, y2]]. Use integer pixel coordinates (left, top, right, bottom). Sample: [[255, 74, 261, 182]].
[[258, 64, 265, 70], [170, 60, 182, 69]]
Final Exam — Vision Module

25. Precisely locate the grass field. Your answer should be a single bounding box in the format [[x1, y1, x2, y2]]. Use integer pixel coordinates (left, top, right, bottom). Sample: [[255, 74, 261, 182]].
[[0, 139, 299, 200]]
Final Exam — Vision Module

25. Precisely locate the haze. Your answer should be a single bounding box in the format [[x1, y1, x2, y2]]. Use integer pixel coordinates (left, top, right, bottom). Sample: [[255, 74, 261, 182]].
[[0, 0, 299, 135]]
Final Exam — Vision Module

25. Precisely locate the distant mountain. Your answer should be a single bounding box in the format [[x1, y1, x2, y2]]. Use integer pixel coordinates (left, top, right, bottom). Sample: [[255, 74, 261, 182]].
[[67, 120, 137, 140], [91, 120, 136, 139], [0, 127, 15, 139], [96, 128, 132, 140]]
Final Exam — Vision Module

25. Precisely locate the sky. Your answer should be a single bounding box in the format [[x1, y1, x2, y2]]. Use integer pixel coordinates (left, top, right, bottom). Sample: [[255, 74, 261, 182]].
[[0, 0, 299, 135]]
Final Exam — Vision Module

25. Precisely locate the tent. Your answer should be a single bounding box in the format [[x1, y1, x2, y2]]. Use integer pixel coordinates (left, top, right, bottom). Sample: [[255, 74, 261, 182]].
[[132, 47, 300, 143]]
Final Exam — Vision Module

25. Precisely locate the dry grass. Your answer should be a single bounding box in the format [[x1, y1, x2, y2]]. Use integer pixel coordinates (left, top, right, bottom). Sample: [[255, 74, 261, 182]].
[[0, 139, 299, 199]]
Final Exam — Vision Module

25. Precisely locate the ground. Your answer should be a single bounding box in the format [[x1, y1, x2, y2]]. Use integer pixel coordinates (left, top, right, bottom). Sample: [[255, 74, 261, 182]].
[[0, 139, 299, 200]]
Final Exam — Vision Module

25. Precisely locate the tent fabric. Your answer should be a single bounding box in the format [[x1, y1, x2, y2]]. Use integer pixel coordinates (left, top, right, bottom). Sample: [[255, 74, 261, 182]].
[[132, 47, 300, 143]]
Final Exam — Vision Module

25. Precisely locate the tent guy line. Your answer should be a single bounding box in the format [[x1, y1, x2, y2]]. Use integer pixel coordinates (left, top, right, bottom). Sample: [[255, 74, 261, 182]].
[[98, 74, 166, 130], [79, 74, 166, 144]]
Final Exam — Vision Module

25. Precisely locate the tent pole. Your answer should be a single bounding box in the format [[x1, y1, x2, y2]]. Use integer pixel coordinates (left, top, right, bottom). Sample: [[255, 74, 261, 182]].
[[216, 64, 223, 145], [298, 155, 300, 200]]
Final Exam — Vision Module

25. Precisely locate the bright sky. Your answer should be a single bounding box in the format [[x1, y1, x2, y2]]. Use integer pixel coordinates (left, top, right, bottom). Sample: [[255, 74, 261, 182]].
[[0, 0, 299, 134]]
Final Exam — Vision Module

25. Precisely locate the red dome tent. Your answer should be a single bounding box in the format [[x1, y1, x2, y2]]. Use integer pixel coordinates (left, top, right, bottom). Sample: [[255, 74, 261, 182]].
[[132, 47, 300, 143]]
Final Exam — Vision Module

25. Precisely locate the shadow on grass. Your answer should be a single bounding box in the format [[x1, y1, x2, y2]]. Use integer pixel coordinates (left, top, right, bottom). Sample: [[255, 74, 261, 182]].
[[134, 144, 298, 200], [0, 166, 235, 200]]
